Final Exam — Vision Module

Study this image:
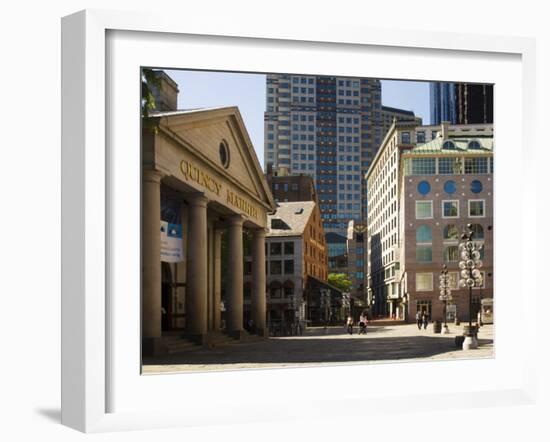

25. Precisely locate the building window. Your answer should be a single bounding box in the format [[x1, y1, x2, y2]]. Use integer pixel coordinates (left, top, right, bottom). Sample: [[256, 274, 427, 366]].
[[416, 246, 432, 262], [469, 200, 485, 217], [448, 272, 459, 289], [417, 131, 426, 143], [439, 158, 462, 174], [471, 180, 483, 194], [417, 181, 431, 195], [284, 260, 294, 274], [244, 261, 252, 275], [401, 132, 411, 144], [269, 281, 282, 298], [442, 200, 459, 218], [416, 273, 433, 291], [411, 158, 436, 175], [465, 157, 488, 174], [284, 242, 294, 255], [270, 260, 282, 275], [468, 140, 482, 149], [442, 140, 456, 150], [471, 223, 484, 240], [415, 201, 433, 219], [443, 180, 457, 194], [443, 224, 460, 241], [270, 242, 282, 255], [443, 245, 459, 262], [416, 225, 432, 243]]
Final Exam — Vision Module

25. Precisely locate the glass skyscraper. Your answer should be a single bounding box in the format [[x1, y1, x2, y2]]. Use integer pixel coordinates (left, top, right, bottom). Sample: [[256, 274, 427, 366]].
[[429, 82, 457, 125], [264, 74, 382, 265]]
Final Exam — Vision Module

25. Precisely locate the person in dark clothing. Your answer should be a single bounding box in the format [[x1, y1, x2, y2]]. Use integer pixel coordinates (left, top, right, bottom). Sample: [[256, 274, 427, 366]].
[[422, 312, 429, 330], [416, 311, 422, 330]]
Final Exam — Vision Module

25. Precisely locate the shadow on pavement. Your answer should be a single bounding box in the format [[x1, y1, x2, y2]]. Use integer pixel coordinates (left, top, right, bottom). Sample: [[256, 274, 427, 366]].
[[142, 333, 493, 367]]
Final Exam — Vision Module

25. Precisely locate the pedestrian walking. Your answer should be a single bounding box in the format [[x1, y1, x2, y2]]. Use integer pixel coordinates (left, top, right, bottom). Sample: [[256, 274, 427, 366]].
[[358, 313, 367, 335], [422, 312, 429, 330], [346, 315, 354, 335], [416, 310, 422, 330]]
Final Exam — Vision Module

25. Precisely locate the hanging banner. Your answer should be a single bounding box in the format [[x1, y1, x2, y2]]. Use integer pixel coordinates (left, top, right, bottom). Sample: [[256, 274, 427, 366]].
[[160, 192, 184, 262], [160, 221, 183, 262]]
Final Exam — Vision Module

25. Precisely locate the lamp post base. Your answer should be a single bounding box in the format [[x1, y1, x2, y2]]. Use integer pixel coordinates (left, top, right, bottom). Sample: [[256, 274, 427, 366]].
[[462, 335, 478, 350]]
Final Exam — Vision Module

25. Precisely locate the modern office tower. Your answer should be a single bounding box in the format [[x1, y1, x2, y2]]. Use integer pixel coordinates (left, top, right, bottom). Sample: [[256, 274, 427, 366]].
[[265, 74, 382, 269], [455, 83, 494, 125], [366, 120, 493, 320], [430, 82, 494, 125], [429, 82, 457, 125], [380, 105, 422, 139]]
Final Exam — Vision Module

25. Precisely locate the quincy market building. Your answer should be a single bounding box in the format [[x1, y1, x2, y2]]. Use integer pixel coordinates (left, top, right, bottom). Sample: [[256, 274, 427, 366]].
[[141, 105, 276, 356]]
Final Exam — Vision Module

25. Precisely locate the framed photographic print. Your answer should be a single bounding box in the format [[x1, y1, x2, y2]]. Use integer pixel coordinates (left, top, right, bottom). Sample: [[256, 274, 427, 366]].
[[62, 9, 537, 433]]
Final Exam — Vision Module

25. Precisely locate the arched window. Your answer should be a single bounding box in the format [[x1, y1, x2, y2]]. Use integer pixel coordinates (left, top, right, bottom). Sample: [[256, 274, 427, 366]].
[[471, 224, 484, 240], [468, 140, 482, 150], [442, 140, 456, 150], [443, 224, 460, 241], [416, 225, 432, 243]]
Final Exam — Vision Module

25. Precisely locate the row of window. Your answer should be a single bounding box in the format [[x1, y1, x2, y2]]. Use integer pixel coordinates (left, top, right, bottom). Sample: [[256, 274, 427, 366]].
[[415, 245, 485, 263], [416, 200, 486, 219], [404, 156, 493, 176], [416, 224, 484, 242], [417, 179, 484, 196], [416, 271, 487, 291], [267, 241, 294, 256]]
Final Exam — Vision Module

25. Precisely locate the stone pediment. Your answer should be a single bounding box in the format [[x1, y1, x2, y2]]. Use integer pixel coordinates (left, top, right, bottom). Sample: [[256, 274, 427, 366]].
[[153, 107, 276, 213]]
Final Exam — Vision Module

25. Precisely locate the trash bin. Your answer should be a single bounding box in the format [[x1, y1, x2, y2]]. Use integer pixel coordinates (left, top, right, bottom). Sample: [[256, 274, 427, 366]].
[[433, 320, 442, 333], [463, 325, 478, 338], [455, 335, 465, 348]]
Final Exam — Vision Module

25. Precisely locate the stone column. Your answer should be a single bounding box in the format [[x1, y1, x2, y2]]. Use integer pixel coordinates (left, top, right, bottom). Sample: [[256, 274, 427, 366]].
[[185, 194, 209, 343], [251, 228, 267, 336], [141, 170, 163, 355], [142, 170, 163, 345], [213, 228, 222, 331], [226, 215, 244, 338]]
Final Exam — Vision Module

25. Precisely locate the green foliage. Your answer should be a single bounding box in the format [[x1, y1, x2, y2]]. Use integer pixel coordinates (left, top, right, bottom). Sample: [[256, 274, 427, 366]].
[[141, 68, 161, 133], [328, 273, 352, 293]]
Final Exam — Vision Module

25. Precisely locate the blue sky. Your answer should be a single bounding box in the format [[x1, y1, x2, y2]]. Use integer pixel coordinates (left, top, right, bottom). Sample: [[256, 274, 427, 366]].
[[166, 70, 430, 167]]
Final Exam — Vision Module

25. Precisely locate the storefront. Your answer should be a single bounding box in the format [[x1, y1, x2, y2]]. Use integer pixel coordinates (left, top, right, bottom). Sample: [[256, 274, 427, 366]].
[[142, 107, 276, 355]]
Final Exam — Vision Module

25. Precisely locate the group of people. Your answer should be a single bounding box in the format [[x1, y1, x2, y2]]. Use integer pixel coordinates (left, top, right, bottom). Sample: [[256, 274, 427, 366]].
[[346, 312, 369, 335], [415, 310, 430, 330]]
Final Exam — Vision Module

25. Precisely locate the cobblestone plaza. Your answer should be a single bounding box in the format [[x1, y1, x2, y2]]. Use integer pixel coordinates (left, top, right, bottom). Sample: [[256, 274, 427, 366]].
[[143, 322, 494, 374]]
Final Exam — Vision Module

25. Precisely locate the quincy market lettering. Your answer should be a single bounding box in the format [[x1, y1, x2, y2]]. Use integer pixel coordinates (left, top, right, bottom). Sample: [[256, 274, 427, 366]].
[[180, 159, 259, 220]]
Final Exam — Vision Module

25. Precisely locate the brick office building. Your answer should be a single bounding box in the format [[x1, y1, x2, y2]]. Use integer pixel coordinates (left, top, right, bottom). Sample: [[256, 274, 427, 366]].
[[367, 120, 493, 322]]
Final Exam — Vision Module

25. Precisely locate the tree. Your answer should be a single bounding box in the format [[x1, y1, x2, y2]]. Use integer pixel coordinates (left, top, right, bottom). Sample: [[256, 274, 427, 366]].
[[141, 68, 161, 133], [328, 273, 352, 293]]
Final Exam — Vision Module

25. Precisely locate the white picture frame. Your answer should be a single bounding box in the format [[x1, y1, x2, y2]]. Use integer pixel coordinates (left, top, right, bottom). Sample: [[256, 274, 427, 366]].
[[61, 9, 538, 433]]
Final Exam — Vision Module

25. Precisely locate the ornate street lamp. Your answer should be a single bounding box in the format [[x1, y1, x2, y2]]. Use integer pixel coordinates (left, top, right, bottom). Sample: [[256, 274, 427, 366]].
[[439, 265, 452, 334], [458, 224, 484, 350]]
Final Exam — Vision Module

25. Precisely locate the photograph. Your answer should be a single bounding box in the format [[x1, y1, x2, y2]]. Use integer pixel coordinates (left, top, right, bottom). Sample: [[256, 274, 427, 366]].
[[140, 68, 494, 374]]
